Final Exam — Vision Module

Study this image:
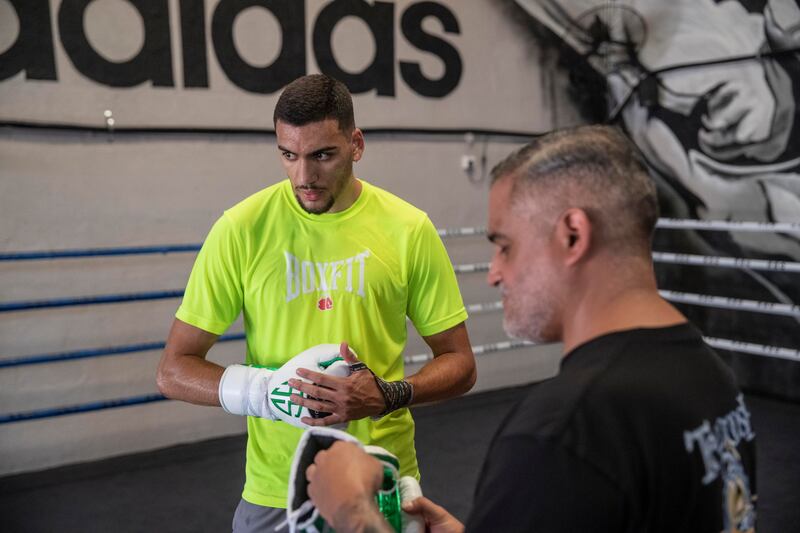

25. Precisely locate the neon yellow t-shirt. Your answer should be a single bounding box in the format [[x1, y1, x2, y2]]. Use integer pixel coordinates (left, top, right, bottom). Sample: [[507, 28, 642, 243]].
[[176, 179, 468, 507]]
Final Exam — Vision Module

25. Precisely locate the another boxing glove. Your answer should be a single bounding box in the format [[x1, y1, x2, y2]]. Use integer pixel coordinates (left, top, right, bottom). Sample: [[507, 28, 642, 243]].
[[284, 427, 424, 533]]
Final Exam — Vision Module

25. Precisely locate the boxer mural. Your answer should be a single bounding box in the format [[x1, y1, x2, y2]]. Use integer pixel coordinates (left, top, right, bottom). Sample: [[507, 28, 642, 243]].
[[510, 0, 800, 399]]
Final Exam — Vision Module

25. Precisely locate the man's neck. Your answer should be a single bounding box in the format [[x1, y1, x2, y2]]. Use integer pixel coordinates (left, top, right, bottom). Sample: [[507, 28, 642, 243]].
[[560, 262, 687, 355], [329, 177, 362, 213]]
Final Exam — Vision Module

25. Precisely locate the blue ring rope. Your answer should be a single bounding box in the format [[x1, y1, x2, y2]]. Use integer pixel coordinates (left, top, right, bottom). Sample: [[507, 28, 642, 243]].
[[0, 332, 246, 368], [0, 333, 247, 423], [0, 289, 185, 313], [0, 394, 169, 424], [0, 244, 201, 261]]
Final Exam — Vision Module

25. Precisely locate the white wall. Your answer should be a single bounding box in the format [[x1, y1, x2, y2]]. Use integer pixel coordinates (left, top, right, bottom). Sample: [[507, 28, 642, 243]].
[[0, 0, 584, 476], [0, 129, 582, 476]]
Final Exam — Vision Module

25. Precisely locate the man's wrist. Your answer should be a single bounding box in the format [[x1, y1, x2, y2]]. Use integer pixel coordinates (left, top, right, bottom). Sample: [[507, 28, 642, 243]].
[[373, 376, 414, 416], [350, 362, 414, 417], [332, 496, 393, 533]]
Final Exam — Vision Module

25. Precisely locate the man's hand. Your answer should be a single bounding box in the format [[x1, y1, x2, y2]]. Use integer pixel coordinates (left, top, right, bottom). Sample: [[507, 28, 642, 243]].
[[306, 441, 390, 532], [288, 342, 386, 426], [402, 497, 465, 533]]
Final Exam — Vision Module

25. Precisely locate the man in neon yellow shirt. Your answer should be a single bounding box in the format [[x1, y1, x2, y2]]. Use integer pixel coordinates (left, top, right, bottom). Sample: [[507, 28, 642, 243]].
[[156, 74, 476, 532]]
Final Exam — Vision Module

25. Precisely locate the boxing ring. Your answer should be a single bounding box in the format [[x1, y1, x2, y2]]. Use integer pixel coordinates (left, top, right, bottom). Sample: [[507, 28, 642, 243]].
[[1, 218, 797, 426]]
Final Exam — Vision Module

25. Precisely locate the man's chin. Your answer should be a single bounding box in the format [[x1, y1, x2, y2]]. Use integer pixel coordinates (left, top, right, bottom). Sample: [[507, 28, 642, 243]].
[[295, 195, 334, 215], [503, 319, 547, 344], [503, 323, 532, 343]]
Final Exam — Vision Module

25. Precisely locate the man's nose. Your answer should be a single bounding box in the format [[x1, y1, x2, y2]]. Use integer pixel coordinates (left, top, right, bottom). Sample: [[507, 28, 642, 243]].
[[486, 258, 501, 287], [297, 159, 317, 185]]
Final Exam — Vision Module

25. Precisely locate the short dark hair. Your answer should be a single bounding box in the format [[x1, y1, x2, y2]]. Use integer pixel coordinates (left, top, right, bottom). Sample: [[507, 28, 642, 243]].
[[491, 125, 659, 253], [273, 74, 355, 132]]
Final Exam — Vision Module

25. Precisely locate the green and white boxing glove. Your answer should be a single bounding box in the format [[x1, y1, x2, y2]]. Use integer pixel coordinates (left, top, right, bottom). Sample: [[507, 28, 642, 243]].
[[283, 427, 424, 533], [266, 344, 350, 428], [218, 344, 350, 428], [366, 445, 424, 533]]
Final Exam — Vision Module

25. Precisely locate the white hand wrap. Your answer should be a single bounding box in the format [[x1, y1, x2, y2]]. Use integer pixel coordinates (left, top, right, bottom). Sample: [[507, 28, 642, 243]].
[[218, 364, 275, 419]]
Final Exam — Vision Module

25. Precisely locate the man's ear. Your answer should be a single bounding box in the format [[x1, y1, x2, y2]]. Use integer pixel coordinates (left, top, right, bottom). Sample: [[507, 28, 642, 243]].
[[556, 208, 592, 266], [351, 128, 365, 162]]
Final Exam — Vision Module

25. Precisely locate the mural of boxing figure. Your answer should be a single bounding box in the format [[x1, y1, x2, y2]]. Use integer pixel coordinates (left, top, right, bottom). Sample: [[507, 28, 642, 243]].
[[508, 0, 800, 399]]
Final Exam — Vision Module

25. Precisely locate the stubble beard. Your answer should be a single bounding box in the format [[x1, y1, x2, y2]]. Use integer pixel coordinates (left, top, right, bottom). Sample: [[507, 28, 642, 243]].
[[295, 191, 335, 215], [501, 274, 559, 344], [294, 165, 352, 215]]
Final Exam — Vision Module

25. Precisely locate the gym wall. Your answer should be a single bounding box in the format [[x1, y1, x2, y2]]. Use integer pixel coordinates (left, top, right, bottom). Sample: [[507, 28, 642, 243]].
[[2, 0, 798, 477], [0, 0, 579, 475]]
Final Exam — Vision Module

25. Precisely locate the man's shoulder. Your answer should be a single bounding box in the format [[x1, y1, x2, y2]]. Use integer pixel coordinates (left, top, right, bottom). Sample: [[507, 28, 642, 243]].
[[363, 181, 428, 225], [502, 376, 585, 441], [223, 181, 287, 225], [594, 324, 738, 397], [500, 331, 645, 441], [545, 326, 744, 440]]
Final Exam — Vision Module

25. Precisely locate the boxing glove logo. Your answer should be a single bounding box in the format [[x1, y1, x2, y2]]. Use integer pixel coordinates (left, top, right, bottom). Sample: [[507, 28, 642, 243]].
[[269, 381, 305, 418]]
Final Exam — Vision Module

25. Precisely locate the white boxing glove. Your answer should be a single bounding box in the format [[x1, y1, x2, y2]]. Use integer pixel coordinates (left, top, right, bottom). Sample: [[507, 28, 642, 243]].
[[267, 343, 352, 429], [218, 344, 351, 426]]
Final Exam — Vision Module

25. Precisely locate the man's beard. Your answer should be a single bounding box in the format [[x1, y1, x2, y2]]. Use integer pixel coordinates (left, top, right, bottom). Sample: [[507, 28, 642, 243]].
[[295, 192, 335, 215], [500, 277, 558, 344]]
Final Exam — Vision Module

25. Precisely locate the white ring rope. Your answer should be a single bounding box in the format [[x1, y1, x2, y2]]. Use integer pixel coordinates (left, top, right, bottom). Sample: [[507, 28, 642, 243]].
[[452, 256, 800, 274], [405, 336, 798, 364], [435, 219, 800, 239], [651, 252, 800, 273], [409, 296, 797, 364], [656, 218, 800, 233], [658, 290, 800, 318], [405, 300, 502, 324], [461, 293, 800, 319], [703, 337, 800, 363], [466, 301, 504, 314], [437, 227, 486, 237], [405, 339, 534, 364], [454, 262, 490, 274]]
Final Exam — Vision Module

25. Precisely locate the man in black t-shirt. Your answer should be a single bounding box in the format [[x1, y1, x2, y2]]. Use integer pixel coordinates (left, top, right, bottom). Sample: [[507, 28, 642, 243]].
[[302, 125, 758, 532]]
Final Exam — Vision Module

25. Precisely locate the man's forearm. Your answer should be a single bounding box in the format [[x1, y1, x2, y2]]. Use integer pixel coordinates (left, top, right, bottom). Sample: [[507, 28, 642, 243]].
[[406, 323, 476, 405], [406, 350, 476, 404], [156, 318, 223, 405], [156, 353, 224, 405]]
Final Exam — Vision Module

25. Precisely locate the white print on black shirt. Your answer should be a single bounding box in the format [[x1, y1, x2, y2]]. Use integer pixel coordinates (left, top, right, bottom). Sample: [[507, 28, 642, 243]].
[[683, 394, 755, 485], [684, 394, 756, 532], [284, 250, 370, 303]]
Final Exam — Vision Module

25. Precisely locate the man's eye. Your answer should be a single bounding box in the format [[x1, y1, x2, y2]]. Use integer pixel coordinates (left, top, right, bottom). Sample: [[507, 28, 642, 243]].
[[315, 152, 331, 161], [282, 152, 295, 160]]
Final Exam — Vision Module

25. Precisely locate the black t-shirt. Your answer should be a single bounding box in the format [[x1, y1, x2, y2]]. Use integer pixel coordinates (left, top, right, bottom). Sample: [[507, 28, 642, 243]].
[[466, 324, 757, 532]]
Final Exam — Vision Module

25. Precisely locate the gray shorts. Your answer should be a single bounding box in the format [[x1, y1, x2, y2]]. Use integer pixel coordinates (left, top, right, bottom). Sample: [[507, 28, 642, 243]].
[[232, 499, 286, 533]]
